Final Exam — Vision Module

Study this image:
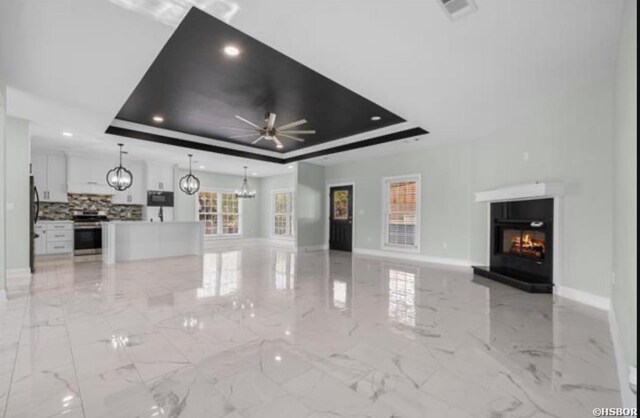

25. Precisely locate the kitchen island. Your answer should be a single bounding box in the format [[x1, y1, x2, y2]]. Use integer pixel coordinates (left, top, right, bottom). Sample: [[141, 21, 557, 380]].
[[102, 221, 204, 264]]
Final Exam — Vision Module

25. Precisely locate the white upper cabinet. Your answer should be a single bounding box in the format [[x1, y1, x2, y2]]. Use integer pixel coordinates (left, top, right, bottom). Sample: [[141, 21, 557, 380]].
[[46, 154, 68, 202], [67, 156, 114, 195], [32, 152, 68, 202], [146, 163, 174, 192], [31, 153, 47, 194]]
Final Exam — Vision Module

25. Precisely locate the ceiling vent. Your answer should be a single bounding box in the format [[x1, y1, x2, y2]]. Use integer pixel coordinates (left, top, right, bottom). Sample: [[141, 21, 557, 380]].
[[439, 0, 478, 21]]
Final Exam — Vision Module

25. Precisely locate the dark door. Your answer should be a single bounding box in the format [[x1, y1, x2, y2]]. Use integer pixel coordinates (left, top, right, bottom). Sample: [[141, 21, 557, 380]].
[[329, 185, 353, 251]]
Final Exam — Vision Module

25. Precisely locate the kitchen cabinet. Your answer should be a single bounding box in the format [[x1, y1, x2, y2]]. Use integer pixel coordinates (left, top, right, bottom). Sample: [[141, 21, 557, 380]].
[[67, 156, 115, 195], [111, 162, 145, 205], [146, 163, 174, 191], [32, 152, 68, 202], [35, 221, 73, 255]]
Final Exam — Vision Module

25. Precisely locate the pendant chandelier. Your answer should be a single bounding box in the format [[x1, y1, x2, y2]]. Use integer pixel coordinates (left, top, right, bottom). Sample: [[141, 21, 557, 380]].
[[235, 166, 256, 199], [106, 143, 133, 191], [179, 154, 201, 195]]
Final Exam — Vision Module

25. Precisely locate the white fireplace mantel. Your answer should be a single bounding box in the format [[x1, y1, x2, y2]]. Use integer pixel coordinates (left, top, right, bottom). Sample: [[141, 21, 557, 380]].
[[474, 182, 565, 203]]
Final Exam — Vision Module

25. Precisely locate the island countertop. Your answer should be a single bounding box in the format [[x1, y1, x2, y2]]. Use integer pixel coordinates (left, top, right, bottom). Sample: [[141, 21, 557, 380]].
[[102, 221, 204, 264]]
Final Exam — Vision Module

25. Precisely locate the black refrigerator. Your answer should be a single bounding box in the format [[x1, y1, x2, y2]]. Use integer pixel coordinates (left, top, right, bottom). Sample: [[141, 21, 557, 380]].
[[29, 176, 40, 273]]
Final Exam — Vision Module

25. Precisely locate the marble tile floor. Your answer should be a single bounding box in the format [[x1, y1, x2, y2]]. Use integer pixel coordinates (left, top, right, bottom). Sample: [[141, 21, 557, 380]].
[[0, 243, 621, 418]]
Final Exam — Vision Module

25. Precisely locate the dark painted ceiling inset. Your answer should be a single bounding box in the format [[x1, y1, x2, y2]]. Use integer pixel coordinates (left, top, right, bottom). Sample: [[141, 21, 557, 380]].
[[113, 7, 408, 153]]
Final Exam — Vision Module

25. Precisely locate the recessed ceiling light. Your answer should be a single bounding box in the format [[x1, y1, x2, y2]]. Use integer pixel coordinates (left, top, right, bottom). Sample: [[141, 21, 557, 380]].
[[371, 116, 382, 121], [62, 132, 73, 137], [287, 165, 294, 169], [152, 115, 164, 123], [276, 144, 284, 149], [252, 172, 258, 176], [199, 165, 205, 169], [223, 45, 241, 57]]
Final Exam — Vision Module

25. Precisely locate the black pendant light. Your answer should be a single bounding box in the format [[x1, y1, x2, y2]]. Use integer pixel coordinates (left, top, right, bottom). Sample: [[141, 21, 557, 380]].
[[235, 166, 256, 199], [179, 154, 201, 195], [106, 143, 133, 191]]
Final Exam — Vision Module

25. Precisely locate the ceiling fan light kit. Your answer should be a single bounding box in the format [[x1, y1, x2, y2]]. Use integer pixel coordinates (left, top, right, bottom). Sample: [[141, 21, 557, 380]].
[[228, 112, 316, 150]]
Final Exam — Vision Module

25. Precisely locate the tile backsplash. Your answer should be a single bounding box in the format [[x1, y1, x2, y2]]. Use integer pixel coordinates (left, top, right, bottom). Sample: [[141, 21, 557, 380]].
[[39, 193, 143, 221]]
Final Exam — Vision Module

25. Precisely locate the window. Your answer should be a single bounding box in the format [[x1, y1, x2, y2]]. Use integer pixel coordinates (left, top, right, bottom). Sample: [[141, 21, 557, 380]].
[[383, 175, 420, 250], [273, 190, 294, 237], [197, 191, 241, 237]]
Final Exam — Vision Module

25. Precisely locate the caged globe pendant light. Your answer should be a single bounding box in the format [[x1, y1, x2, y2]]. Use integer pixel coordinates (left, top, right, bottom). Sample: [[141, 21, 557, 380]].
[[106, 143, 133, 191], [235, 166, 256, 199], [179, 154, 201, 195]]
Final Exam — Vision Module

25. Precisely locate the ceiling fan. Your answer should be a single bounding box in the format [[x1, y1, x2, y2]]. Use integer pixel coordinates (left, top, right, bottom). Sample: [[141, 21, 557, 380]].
[[224, 113, 316, 149]]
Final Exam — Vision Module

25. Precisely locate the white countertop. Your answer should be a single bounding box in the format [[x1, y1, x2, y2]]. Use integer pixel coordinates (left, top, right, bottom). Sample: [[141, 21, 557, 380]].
[[104, 221, 204, 225]]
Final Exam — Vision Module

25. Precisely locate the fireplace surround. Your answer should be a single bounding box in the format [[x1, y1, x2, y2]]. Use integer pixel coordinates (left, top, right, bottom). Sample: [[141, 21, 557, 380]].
[[473, 183, 564, 294], [473, 198, 554, 292]]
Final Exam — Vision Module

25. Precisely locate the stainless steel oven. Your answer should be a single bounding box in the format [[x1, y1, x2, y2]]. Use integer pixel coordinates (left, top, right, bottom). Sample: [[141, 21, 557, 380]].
[[73, 211, 108, 256]]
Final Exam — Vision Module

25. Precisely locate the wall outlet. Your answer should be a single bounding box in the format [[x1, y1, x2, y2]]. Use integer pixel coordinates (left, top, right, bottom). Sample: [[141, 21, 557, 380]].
[[524, 152, 530, 161], [6, 202, 14, 211], [367, 237, 372, 243], [443, 242, 448, 249], [611, 272, 616, 285]]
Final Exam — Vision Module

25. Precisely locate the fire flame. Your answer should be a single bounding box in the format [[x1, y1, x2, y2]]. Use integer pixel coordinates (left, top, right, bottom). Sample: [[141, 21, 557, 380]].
[[512, 233, 545, 258]]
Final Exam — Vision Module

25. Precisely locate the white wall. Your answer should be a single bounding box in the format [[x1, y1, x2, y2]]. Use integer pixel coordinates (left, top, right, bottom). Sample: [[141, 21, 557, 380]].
[[259, 172, 295, 240], [326, 75, 615, 299], [4, 116, 30, 272], [326, 146, 473, 261], [296, 162, 325, 248], [0, 83, 6, 297], [611, 0, 637, 389], [173, 168, 261, 238]]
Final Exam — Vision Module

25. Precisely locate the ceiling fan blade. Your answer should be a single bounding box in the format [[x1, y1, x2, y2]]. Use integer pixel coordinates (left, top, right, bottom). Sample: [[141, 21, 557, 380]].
[[277, 119, 307, 131], [266, 113, 277, 131], [278, 130, 316, 135], [279, 134, 305, 142], [235, 115, 262, 129], [221, 126, 260, 132], [273, 136, 284, 148], [230, 133, 262, 139], [252, 135, 265, 144]]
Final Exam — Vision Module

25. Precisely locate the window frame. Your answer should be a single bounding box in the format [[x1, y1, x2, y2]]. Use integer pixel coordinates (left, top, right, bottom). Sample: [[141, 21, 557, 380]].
[[271, 188, 295, 240], [196, 188, 243, 239], [381, 174, 421, 253]]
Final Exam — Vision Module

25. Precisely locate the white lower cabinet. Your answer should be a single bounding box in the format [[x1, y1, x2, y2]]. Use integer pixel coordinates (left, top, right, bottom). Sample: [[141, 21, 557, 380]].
[[35, 222, 74, 255]]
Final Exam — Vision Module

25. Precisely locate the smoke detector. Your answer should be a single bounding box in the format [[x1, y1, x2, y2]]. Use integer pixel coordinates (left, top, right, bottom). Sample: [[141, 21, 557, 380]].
[[438, 0, 478, 21]]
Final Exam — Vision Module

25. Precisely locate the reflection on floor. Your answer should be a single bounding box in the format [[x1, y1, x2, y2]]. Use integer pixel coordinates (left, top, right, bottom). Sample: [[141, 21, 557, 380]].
[[0, 243, 621, 417]]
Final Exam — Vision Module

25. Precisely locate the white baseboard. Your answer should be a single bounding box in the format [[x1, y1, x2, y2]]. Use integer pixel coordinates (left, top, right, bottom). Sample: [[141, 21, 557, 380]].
[[204, 238, 296, 249], [554, 285, 611, 311], [0, 289, 7, 302], [262, 238, 296, 249], [609, 307, 637, 408], [297, 244, 328, 252], [7, 268, 31, 278], [353, 248, 472, 268]]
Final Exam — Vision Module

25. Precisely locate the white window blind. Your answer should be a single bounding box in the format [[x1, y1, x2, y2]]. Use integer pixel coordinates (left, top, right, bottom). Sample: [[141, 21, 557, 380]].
[[273, 190, 294, 237], [384, 176, 420, 249]]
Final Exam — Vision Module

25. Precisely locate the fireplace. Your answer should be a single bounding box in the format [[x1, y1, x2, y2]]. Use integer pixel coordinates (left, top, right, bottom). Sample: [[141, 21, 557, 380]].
[[474, 198, 554, 293]]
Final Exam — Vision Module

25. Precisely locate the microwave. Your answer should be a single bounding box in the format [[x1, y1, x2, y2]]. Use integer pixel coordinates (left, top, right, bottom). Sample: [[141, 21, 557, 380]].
[[147, 191, 174, 207]]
